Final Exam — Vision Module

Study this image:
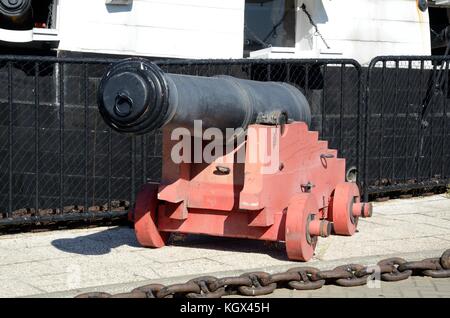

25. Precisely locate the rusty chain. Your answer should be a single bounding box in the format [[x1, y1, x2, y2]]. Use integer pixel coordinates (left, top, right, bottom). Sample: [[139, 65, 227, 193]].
[[76, 249, 450, 298]]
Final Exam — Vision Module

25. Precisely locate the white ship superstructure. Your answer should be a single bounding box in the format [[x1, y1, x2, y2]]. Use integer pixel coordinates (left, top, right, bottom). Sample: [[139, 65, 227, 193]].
[[0, 1, 449, 64]]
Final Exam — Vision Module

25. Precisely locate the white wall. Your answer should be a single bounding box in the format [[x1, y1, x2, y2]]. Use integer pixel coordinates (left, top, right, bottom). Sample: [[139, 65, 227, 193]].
[[56, 0, 432, 63], [57, 0, 245, 59], [295, 0, 431, 65]]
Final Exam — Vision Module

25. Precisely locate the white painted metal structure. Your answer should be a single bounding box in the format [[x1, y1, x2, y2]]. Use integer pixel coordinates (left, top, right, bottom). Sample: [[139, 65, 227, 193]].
[[0, 0, 449, 65], [0, 0, 245, 59], [56, 0, 245, 59], [250, 0, 433, 65]]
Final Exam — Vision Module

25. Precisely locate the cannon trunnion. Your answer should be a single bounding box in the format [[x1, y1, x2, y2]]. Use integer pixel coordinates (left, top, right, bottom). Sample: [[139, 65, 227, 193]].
[[97, 58, 372, 261]]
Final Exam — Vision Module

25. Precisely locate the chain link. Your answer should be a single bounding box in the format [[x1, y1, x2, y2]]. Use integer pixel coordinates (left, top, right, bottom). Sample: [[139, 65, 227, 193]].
[[75, 249, 450, 298], [377, 257, 413, 281]]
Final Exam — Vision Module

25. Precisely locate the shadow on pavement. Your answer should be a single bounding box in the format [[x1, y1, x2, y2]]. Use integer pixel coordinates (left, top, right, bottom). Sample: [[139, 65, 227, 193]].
[[171, 234, 290, 261], [51, 226, 140, 255], [51, 226, 290, 260]]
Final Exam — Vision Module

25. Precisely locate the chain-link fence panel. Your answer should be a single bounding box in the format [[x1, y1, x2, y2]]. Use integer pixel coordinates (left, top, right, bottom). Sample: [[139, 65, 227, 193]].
[[0, 56, 362, 226], [0, 57, 135, 223], [364, 56, 450, 197]]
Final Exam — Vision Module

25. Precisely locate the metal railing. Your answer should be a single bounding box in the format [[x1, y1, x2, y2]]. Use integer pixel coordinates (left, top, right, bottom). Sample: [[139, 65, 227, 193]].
[[363, 56, 450, 198], [2, 54, 448, 228], [0, 56, 362, 226]]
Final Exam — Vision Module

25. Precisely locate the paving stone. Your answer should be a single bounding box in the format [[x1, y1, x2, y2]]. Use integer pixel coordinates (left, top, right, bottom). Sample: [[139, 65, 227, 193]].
[[135, 244, 237, 263], [150, 258, 235, 277], [0, 279, 43, 298], [0, 195, 449, 298], [239, 277, 450, 298], [381, 236, 450, 254]]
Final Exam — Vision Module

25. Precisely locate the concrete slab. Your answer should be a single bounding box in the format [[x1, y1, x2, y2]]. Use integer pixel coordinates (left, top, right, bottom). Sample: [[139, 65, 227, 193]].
[[0, 194, 448, 298], [35, 250, 449, 298], [0, 279, 43, 297]]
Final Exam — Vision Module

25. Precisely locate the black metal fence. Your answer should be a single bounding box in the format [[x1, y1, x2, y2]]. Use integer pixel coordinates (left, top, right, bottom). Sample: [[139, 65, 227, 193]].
[[0, 54, 448, 227], [0, 56, 362, 225], [364, 56, 450, 198], [0, 57, 125, 225]]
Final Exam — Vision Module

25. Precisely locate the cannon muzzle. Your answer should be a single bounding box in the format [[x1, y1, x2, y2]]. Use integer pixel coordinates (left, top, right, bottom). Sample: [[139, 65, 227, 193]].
[[98, 58, 311, 138], [0, 0, 33, 30]]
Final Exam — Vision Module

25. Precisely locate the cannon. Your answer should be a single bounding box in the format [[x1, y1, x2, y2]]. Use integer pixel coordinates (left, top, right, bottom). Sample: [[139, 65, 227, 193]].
[[0, 0, 33, 30], [98, 59, 311, 137], [98, 58, 372, 261]]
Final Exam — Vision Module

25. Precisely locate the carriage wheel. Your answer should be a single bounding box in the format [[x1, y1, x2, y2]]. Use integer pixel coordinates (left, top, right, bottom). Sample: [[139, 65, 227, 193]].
[[134, 183, 168, 248], [285, 193, 322, 261], [329, 182, 362, 236]]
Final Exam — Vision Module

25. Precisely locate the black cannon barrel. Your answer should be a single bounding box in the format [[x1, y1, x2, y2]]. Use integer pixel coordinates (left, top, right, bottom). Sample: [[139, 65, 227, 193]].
[[98, 58, 311, 138], [0, 0, 33, 30]]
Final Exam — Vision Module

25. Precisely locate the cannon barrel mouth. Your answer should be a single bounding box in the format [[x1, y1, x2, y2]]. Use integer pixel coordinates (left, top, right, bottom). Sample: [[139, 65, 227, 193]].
[[97, 58, 170, 135], [0, 0, 29, 13], [0, 0, 33, 30]]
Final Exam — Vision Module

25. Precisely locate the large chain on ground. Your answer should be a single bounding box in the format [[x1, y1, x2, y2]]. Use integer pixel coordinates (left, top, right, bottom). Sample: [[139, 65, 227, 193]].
[[75, 249, 450, 298]]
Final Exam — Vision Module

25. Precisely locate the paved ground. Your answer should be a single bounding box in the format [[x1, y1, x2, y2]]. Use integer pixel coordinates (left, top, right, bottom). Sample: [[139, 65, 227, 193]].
[[239, 276, 450, 298], [0, 194, 449, 298]]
